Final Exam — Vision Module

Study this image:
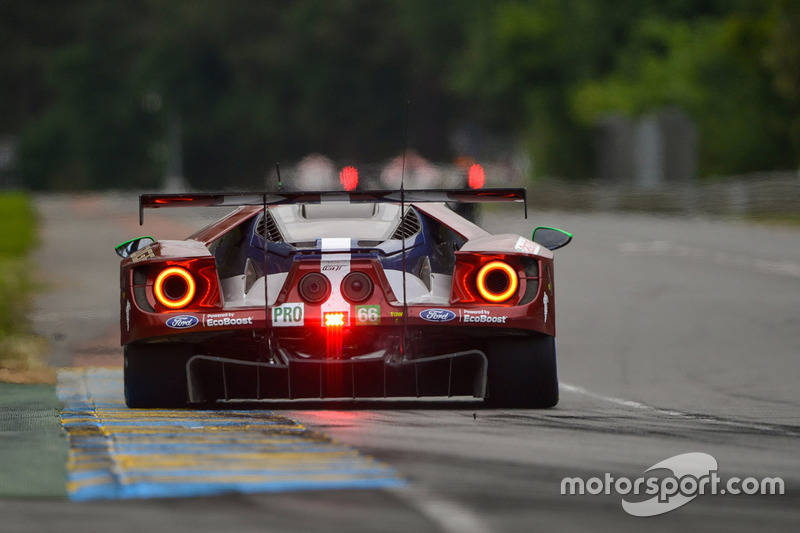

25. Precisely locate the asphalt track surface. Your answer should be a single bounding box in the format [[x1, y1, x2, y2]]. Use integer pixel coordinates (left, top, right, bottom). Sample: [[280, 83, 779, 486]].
[[2, 193, 798, 531]]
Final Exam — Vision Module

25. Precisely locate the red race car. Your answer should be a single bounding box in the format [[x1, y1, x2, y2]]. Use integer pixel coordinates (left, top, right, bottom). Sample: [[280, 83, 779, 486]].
[[116, 189, 571, 408]]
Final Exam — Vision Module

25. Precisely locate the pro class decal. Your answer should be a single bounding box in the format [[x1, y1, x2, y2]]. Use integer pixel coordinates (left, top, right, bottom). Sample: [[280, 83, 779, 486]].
[[462, 309, 508, 324], [355, 305, 380, 326], [419, 309, 456, 322], [272, 303, 304, 327], [166, 315, 199, 329]]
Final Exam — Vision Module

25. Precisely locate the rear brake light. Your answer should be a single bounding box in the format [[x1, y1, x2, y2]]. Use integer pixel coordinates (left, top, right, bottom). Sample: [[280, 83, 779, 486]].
[[154, 267, 196, 309], [476, 261, 518, 303]]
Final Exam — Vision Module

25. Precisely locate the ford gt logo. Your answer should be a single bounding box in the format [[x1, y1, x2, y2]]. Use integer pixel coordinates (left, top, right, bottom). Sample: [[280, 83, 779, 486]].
[[166, 315, 199, 329], [419, 309, 456, 322]]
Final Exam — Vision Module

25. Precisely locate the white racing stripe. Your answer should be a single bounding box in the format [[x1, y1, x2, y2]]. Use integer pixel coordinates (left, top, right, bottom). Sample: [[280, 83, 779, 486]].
[[320, 238, 352, 323]]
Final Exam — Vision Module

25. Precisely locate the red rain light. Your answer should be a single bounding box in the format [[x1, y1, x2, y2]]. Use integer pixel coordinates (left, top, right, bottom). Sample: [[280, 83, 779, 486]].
[[468, 164, 485, 189], [324, 312, 346, 327], [325, 311, 346, 361], [339, 166, 359, 191]]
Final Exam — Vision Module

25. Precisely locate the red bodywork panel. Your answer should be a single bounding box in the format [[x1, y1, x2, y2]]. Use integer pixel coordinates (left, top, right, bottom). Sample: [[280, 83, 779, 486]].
[[122, 260, 556, 346], [121, 199, 556, 347]]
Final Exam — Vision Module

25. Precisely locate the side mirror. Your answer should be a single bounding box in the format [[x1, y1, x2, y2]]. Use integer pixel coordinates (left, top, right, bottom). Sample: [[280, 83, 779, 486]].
[[532, 227, 572, 251], [115, 236, 155, 258]]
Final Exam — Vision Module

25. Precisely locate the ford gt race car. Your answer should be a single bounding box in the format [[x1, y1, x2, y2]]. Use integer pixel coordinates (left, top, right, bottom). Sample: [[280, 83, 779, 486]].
[[116, 189, 571, 408]]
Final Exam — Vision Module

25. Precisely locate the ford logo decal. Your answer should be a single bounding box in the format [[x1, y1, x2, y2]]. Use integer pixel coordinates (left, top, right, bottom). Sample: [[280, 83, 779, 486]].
[[419, 309, 456, 322], [166, 315, 199, 329]]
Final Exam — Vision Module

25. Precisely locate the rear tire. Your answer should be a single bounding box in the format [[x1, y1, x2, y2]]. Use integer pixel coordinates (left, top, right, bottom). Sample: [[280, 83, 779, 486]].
[[124, 343, 192, 408], [486, 335, 559, 408]]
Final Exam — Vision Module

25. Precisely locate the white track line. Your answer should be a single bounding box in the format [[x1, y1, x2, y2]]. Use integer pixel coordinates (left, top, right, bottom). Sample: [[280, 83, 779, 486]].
[[560, 382, 798, 436], [388, 485, 492, 533], [560, 382, 683, 416]]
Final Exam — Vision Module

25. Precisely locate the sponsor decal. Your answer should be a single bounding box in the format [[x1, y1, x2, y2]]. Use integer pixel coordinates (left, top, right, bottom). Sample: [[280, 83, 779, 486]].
[[355, 305, 380, 325], [130, 246, 156, 263], [125, 300, 131, 332], [515, 236, 541, 256], [462, 309, 508, 324], [390, 311, 404, 318], [205, 312, 254, 327], [419, 308, 456, 322], [543, 292, 549, 323], [272, 303, 304, 327], [166, 315, 199, 329]]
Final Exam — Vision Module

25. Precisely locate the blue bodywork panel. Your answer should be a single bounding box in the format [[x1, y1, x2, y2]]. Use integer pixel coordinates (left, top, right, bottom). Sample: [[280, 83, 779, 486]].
[[211, 207, 464, 281]]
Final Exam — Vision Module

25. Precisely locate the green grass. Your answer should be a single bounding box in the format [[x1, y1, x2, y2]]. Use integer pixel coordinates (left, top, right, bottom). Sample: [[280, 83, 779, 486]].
[[0, 192, 40, 358], [0, 192, 37, 257], [0, 192, 37, 336], [0, 259, 32, 336]]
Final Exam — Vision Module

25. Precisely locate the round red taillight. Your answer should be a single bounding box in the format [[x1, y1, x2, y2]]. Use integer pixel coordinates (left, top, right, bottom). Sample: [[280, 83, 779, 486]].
[[154, 267, 196, 309], [341, 272, 373, 303], [299, 272, 331, 304], [476, 261, 518, 303]]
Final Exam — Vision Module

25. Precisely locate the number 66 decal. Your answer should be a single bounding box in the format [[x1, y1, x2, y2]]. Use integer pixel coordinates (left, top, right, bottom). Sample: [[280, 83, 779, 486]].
[[355, 305, 380, 325]]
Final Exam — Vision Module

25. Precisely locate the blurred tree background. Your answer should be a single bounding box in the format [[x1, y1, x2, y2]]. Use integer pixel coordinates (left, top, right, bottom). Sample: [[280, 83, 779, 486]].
[[0, 0, 798, 190]]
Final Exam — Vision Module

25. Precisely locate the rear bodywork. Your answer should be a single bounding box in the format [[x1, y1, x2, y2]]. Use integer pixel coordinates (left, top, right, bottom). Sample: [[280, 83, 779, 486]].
[[120, 190, 558, 403]]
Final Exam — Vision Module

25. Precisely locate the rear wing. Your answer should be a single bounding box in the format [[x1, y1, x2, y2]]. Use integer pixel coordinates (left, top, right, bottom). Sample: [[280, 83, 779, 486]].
[[139, 188, 527, 225]]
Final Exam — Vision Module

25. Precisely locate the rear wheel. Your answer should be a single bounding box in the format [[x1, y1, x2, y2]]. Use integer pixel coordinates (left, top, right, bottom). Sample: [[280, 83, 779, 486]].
[[124, 343, 192, 408], [486, 335, 558, 408]]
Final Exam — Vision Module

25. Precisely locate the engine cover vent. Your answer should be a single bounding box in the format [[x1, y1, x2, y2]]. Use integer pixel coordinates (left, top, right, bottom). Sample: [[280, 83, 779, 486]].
[[391, 208, 421, 240], [256, 211, 282, 242]]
